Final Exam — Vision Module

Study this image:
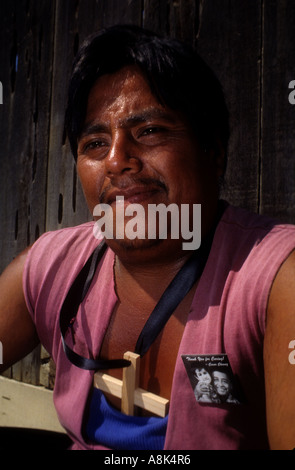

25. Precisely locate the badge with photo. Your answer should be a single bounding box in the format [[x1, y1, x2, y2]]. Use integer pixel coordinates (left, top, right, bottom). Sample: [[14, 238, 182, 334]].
[[181, 354, 242, 404]]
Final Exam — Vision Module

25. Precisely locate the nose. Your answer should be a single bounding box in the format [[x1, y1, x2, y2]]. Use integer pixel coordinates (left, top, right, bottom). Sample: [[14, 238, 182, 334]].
[[104, 131, 142, 177]]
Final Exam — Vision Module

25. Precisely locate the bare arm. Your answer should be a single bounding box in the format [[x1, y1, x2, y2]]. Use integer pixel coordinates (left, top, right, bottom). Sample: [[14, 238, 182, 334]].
[[0, 248, 39, 374], [264, 249, 295, 450]]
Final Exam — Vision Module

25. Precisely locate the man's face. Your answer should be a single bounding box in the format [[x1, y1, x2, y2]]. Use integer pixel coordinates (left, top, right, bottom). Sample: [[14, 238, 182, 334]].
[[212, 371, 231, 397], [77, 66, 222, 258]]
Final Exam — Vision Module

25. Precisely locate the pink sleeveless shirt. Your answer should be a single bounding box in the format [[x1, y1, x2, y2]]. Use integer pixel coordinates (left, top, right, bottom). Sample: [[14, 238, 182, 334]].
[[23, 204, 295, 449]]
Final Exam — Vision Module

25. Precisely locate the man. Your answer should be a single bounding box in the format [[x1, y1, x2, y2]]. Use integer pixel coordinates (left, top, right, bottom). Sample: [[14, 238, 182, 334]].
[[0, 25, 295, 450], [211, 370, 240, 404]]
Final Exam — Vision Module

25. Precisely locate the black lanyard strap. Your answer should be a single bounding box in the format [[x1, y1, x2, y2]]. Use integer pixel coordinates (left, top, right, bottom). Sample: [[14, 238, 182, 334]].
[[59, 241, 131, 370], [59, 202, 226, 371], [134, 230, 214, 357]]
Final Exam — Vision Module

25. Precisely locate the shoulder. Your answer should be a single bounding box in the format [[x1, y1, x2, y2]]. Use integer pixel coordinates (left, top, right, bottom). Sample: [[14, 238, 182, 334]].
[[266, 248, 295, 331], [218, 203, 295, 257], [25, 222, 98, 270], [22, 222, 107, 355], [23, 222, 101, 312], [221, 202, 295, 234], [29, 221, 97, 252], [213, 203, 295, 331], [263, 249, 295, 449]]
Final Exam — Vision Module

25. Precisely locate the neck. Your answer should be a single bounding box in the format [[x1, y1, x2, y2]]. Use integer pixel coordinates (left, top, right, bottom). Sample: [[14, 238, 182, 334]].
[[114, 248, 191, 307], [112, 199, 224, 305]]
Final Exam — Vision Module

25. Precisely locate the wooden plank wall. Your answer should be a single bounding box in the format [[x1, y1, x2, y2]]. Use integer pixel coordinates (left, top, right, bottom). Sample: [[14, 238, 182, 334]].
[[197, 0, 295, 220], [0, 0, 294, 387]]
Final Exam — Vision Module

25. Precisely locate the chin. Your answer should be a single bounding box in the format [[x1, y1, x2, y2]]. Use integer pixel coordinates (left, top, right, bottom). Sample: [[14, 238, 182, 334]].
[[106, 237, 162, 252], [105, 237, 187, 266]]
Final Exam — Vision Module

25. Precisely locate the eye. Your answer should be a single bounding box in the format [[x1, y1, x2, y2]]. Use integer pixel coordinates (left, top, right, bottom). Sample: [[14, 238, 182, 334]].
[[136, 126, 168, 145], [84, 139, 107, 151], [140, 126, 163, 136], [78, 137, 109, 157]]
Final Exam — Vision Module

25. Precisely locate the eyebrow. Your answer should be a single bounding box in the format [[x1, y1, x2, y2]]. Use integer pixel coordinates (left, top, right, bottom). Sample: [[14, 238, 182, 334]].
[[79, 108, 178, 139], [121, 109, 178, 126]]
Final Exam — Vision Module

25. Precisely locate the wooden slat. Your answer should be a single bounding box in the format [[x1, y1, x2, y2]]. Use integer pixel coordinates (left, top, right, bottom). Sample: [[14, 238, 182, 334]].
[[94, 373, 123, 398], [0, 376, 65, 433], [144, 0, 199, 44], [196, 0, 263, 213], [142, 0, 170, 35], [46, 0, 90, 232], [0, 0, 55, 385], [0, 0, 55, 266], [94, 352, 169, 417], [133, 387, 169, 418], [259, 0, 295, 223], [121, 352, 140, 415], [168, 0, 199, 45], [94, 372, 169, 418]]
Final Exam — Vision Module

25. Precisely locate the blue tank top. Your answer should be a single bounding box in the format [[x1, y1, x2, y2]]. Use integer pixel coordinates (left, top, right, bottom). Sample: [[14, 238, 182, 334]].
[[86, 389, 168, 450]]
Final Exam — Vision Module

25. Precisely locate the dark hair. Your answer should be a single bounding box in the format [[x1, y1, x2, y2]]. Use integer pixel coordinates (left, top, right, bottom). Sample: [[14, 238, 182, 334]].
[[65, 24, 229, 168]]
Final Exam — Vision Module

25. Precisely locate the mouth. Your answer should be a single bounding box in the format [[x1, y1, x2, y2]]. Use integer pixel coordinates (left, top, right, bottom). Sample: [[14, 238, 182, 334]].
[[102, 182, 167, 207]]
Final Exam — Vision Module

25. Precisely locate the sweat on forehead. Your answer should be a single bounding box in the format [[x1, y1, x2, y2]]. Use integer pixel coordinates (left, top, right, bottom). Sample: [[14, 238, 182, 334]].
[[80, 67, 182, 137]]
